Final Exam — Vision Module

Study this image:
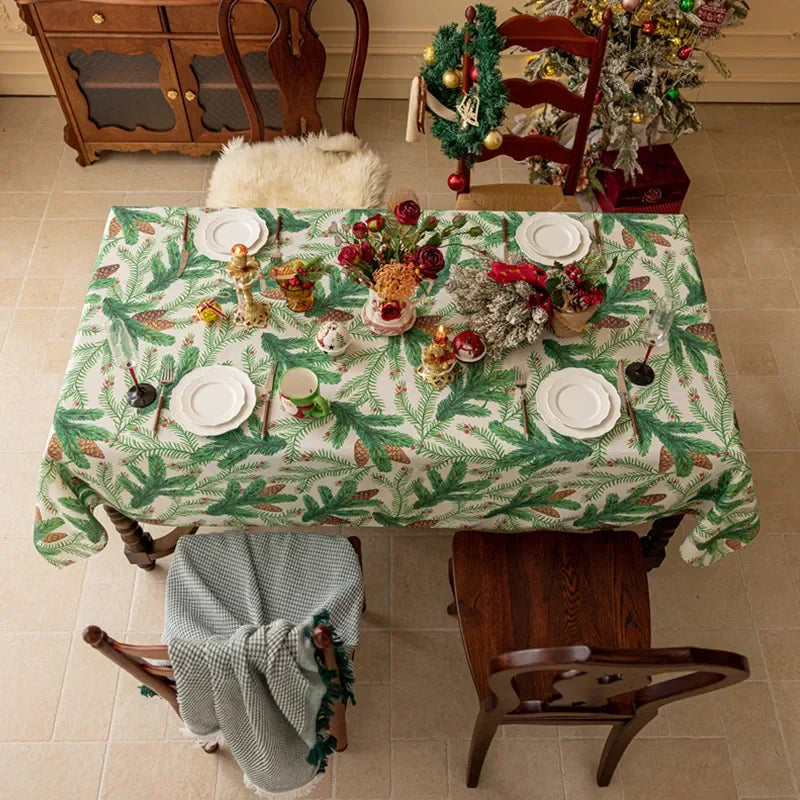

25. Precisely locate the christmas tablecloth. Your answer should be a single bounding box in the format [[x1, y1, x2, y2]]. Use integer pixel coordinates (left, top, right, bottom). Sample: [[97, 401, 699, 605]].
[[34, 207, 759, 568]]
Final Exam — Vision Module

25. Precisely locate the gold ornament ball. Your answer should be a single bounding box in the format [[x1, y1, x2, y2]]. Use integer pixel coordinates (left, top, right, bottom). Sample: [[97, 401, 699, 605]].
[[423, 44, 437, 65], [632, 109, 645, 124], [543, 62, 558, 78], [483, 130, 503, 150], [442, 68, 461, 89], [671, 36, 682, 47]]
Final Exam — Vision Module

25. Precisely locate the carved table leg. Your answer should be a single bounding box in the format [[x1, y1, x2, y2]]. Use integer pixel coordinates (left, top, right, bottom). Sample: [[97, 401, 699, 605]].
[[103, 505, 198, 571], [641, 513, 685, 571]]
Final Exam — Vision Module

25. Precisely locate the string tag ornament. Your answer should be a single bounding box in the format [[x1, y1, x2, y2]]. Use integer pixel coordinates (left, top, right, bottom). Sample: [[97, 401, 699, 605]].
[[456, 90, 481, 130]]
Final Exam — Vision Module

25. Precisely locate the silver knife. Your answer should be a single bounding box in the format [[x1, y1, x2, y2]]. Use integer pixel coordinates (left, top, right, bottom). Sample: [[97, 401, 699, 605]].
[[260, 363, 277, 439], [177, 212, 190, 277], [616, 360, 641, 443]]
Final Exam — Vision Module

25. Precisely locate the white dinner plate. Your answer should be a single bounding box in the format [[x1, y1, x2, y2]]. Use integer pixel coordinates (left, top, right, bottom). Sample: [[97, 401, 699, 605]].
[[525, 215, 581, 259], [178, 368, 245, 427], [542, 368, 611, 429], [535, 370, 621, 440], [170, 366, 256, 436], [194, 209, 269, 261], [516, 215, 591, 266]]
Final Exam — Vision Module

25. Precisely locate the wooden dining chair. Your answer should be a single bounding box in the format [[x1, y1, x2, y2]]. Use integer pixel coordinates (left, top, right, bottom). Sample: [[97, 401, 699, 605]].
[[84, 534, 364, 754], [448, 530, 749, 788], [452, 6, 612, 212]]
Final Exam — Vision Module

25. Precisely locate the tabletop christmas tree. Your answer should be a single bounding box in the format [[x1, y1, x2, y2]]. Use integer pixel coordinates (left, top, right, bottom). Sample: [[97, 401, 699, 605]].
[[518, 0, 749, 183]]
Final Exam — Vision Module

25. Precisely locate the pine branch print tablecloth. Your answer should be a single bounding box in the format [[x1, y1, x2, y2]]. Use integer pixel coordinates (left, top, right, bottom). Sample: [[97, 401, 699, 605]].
[[34, 207, 759, 568]]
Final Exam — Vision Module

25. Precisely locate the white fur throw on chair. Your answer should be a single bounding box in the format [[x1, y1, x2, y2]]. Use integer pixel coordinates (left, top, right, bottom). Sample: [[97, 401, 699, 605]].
[[206, 132, 391, 209]]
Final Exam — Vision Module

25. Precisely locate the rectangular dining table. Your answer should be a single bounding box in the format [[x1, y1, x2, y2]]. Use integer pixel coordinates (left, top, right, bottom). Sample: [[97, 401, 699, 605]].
[[34, 207, 759, 571]]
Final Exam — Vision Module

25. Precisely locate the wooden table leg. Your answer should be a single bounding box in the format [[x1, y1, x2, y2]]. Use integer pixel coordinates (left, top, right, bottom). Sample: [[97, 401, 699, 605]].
[[103, 505, 198, 571], [641, 513, 685, 571]]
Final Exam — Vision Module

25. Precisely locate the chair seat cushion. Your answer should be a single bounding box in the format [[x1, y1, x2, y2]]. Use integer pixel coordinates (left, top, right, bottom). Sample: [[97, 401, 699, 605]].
[[206, 132, 390, 209], [455, 183, 581, 212], [451, 530, 650, 705]]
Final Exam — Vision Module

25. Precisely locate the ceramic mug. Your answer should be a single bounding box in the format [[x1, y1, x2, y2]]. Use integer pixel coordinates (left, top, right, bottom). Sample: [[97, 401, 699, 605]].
[[279, 366, 330, 419]]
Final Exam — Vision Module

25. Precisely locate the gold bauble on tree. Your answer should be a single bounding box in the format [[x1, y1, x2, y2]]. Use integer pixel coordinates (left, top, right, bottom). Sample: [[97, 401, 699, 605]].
[[442, 68, 461, 89], [483, 129, 503, 150], [423, 44, 437, 66], [671, 36, 682, 47], [631, 109, 645, 124], [543, 61, 558, 78]]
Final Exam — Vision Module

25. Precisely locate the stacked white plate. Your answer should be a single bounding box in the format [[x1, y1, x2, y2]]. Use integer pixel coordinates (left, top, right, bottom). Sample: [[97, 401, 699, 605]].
[[194, 209, 269, 261], [515, 213, 591, 266], [535, 368, 621, 440], [170, 365, 257, 436]]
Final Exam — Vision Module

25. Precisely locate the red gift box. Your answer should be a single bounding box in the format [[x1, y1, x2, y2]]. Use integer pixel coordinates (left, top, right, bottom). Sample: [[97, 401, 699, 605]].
[[597, 144, 690, 214]]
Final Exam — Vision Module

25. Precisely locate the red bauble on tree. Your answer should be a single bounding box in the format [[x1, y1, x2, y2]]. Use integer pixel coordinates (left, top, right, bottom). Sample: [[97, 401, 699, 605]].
[[641, 20, 656, 35], [677, 45, 693, 60], [470, 65, 479, 82], [594, 90, 602, 106], [447, 172, 466, 192]]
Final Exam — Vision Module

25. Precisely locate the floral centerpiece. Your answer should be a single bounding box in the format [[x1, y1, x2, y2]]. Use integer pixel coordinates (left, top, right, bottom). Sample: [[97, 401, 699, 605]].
[[338, 200, 481, 336], [546, 251, 607, 337]]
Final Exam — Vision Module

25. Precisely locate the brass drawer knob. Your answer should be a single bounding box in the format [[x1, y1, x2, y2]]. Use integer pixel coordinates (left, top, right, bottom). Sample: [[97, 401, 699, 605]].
[[166, 89, 178, 100], [91, 12, 105, 24], [184, 90, 196, 102]]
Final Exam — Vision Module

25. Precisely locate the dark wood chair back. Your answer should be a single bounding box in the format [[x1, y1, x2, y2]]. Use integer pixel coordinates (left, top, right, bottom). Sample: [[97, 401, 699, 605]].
[[456, 5, 611, 196], [449, 530, 750, 788], [217, 0, 369, 140]]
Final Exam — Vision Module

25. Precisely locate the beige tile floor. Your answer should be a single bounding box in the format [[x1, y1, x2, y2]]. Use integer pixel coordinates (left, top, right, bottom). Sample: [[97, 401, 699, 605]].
[[0, 96, 799, 800]]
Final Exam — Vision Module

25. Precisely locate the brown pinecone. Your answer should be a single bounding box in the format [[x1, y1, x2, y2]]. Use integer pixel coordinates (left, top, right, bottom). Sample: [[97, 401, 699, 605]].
[[136, 221, 155, 235], [108, 217, 121, 237], [646, 233, 671, 247], [261, 483, 286, 496], [659, 447, 712, 472], [94, 264, 119, 279], [262, 289, 285, 300], [687, 323, 718, 345], [254, 503, 282, 512], [40, 532, 68, 544], [658, 447, 674, 473], [34, 506, 42, 524], [385, 445, 410, 464], [352, 489, 379, 501], [622, 229, 636, 249], [415, 315, 443, 335], [133, 310, 174, 331], [551, 489, 575, 499], [320, 309, 354, 323], [78, 438, 104, 459], [354, 439, 369, 466], [405, 520, 434, 528], [320, 515, 349, 525], [725, 539, 743, 551], [532, 506, 560, 518], [626, 276, 650, 291], [47, 434, 63, 460], [636, 493, 667, 505], [595, 316, 629, 329], [691, 452, 713, 470]]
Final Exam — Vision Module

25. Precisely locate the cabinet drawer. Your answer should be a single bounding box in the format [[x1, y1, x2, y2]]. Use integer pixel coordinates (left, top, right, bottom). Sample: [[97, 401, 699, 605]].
[[167, 3, 276, 34], [37, 2, 163, 32]]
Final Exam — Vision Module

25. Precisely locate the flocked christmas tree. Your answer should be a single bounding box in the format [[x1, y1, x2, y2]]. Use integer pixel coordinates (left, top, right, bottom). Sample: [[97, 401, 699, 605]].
[[517, 0, 749, 187]]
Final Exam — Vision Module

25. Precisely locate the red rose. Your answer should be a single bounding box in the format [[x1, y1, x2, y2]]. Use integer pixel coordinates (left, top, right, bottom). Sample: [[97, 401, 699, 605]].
[[366, 214, 385, 232], [359, 241, 376, 262], [352, 221, 368, 239], [338, 245, 360, 266], [414, 245, 445, 279], [380, 300, 402, 321], [394, 200, 421, 226]]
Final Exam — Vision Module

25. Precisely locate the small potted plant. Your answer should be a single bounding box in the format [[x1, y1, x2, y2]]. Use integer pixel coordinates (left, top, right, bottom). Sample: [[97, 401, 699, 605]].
[[269, 256, 327, 313], [546, 251, 607, 337]]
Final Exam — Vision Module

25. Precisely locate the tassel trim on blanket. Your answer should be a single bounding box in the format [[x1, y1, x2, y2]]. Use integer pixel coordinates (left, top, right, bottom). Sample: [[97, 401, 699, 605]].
[[178, 726, 226, 749], [243, 771, 327, 800]]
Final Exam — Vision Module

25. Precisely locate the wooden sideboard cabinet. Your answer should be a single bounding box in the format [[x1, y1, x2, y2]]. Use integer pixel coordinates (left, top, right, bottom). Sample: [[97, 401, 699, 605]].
[[15, 0, 368, 166]]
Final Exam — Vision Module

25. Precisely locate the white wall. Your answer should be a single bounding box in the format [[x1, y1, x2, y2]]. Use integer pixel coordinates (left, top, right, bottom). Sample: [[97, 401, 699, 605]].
[[1, 0, 799, 100]]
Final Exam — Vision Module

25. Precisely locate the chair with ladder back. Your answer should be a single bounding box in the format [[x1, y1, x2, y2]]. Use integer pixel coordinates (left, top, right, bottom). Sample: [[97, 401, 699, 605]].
[[452, 6, 612, 212]]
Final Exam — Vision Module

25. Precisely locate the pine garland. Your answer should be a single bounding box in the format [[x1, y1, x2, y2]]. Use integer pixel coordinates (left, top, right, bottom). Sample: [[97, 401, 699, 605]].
[[419, 4, 508, 166]]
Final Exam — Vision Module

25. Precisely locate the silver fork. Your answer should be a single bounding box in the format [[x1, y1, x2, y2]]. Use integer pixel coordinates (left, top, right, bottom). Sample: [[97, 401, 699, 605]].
[[515, 368, 530, 440], [152, 360, 175, 435]]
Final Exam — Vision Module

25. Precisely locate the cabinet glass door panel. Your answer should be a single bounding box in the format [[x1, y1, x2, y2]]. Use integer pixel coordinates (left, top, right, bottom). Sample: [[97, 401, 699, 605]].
[[50, 38, 191, 142]]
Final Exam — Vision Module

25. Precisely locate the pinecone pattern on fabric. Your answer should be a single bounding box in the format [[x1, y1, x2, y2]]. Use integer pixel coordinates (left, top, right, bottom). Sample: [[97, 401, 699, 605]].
[[626, 276, 650, 291], [108, 218, 155, 237], [352, 489, 379, 501], [622, 229, 636, 249], [254, 503, 282, 512], [319, 516, 349, 525], [261, 483, 287, 496], [47, 433, 63, 460], [354, 440, 369, 466], [354, 440, 410, 466], [636, 493, 667, 505], [47, 434, 103, 460], [414, 315, 443, 335], [594, 316, 629, 329], [646, 233, 671, 247], [133, 310, 174, 330], [94, 264, 119, 279], [262, 289, 285, 300], [687, 323, 718, 345], [320, 309, 354, 323], [532, 506, 560, 518], [658, 448, 713, 472]]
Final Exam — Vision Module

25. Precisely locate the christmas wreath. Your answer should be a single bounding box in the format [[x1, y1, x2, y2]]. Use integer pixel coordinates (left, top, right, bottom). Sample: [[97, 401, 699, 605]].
[[418, 3, 508, 167]]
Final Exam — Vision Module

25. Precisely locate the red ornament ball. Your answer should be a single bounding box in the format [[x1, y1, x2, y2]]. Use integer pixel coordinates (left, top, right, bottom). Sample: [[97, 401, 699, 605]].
[[594, 90, 602, 106], [641, 20, 656, 35], [447, 172, 466, 192], [470, 65, 479, 82], [678, 45, 693, 60], [452, 330, 486, 363]]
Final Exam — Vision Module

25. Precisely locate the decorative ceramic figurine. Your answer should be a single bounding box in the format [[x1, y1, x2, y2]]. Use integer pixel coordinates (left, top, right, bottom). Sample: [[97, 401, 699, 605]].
[[226, 243, 270, 328], [452, 329, 486, 363], [316, 320, 352, 356], [416, 325, 460, 390]]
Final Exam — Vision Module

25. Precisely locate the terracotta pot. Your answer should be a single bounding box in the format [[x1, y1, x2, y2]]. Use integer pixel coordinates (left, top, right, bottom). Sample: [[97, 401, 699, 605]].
[[551, 305, 598, 338]]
